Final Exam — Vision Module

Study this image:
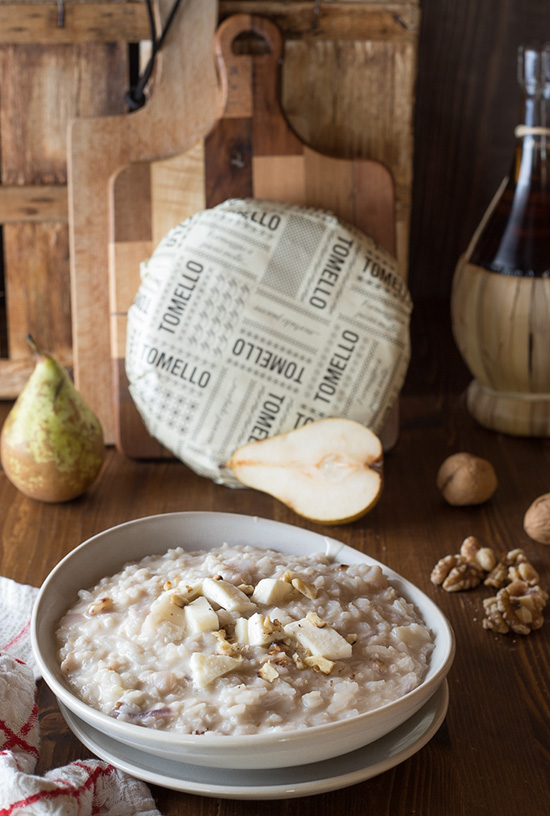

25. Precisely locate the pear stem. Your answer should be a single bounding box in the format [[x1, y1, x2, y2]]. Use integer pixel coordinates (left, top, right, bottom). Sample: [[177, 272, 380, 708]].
[[26, 334, 43, 358]]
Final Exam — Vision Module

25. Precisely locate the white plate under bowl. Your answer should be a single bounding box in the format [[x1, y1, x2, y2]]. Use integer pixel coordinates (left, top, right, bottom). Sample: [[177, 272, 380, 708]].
[[32, 512, 455, 770], [59, 679, 449, 800]]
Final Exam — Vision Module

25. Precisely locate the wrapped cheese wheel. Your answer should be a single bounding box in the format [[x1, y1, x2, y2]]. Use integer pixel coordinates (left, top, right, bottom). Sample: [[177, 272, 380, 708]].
[[126, 198, 412, 485]]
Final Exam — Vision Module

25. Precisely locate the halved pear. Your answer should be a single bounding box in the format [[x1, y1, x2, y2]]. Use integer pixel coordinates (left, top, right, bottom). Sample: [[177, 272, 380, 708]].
[[228, 418, 383, 524]]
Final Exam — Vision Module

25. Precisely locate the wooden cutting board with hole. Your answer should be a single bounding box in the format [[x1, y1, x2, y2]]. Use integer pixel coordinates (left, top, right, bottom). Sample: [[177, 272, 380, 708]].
[[109, 13, 396, 458]]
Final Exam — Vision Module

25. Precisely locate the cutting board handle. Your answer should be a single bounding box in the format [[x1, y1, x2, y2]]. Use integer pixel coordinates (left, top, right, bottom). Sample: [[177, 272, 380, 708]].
[[215, 14, 285, 121]]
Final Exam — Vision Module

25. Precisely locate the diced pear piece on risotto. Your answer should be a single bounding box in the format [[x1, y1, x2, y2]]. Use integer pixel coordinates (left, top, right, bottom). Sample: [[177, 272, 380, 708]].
[[190, 652, 243, 688], [228, 417, 383, 524], [235, 613, 279, 647], [234, 616, 249, 645], [391, 623, 433, 646], [251, 577, 294, 605], [141, 590, 187, 636], [201, 577, 257, 613], [184, 596, 219, 634], [284, 618, 353, 660], [174, 581, 203, 602]]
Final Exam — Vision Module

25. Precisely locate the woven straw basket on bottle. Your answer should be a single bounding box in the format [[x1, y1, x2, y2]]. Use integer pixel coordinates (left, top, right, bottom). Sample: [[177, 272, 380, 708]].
[[452, 206, 550, 437]]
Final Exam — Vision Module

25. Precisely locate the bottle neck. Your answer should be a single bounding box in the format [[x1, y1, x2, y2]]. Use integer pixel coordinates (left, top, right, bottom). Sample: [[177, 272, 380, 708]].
[[467, 43, 550, 277], [511, 91, 550, 188], [522, 93, 550, 129]]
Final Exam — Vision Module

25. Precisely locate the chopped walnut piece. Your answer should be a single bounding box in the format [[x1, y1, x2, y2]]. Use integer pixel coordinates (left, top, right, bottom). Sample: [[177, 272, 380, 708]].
[[86, 597, 113, 616], [505, 549, 539, 586], [291, 578, 318, 600], [459, 536, 496, 572], [483, 581, 548, 635], [476, 548, 497, 572], [459, 535, 481, 562], [292, 652, 307, 670], [506, 548, 527, 564], [514, 560, 540, 586], [346, 633, 358, 645], [169, 593, 186, 608], [258, 662, 280, 682], [481, 596, 510, 634], [304, 655, 335, 675], [237, 583, 255, 595], [265, 644, 289, 664], [484, 548, 539, 589], [213, 629, 240, 656], [306, 611, 327, 628], [430, 554, 461, 586], [442, 561, 484, 592], [484, 561, 509, 589]]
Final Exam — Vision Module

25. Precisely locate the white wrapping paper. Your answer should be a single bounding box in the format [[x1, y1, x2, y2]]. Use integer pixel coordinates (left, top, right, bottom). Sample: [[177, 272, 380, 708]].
[[126, 198, 412, 485]]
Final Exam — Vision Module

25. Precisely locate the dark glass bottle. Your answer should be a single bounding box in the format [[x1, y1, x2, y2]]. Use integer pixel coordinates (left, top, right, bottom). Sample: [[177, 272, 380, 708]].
[[469, 42, 550, 278]]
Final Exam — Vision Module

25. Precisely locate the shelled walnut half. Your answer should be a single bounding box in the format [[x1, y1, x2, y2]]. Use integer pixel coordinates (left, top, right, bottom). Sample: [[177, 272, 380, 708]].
[[430, 536, 495, 591], [483, 581, 549, 636]]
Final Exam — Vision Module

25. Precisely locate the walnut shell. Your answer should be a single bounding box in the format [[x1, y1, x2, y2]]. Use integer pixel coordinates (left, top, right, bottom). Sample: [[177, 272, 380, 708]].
[[524, 493, 550, 545], [437, 452, 498, 506]]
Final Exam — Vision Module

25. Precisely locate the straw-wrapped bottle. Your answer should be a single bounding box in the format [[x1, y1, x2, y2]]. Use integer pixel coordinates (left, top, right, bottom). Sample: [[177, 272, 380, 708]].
[[452, 42, 550, 435]]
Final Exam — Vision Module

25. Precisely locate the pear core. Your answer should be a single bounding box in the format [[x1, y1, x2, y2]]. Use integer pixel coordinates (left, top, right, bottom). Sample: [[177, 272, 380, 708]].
[[229, 417, 383, 524], [1, 346, 104, 502]]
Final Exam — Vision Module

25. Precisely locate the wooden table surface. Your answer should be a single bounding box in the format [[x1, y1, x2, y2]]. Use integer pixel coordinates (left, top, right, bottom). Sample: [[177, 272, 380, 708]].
[[1, 311, 549, 815]]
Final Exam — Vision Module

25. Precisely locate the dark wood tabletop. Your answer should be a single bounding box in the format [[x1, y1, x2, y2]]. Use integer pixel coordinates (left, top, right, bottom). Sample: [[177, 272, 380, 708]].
[[1, 309, 549, 816]]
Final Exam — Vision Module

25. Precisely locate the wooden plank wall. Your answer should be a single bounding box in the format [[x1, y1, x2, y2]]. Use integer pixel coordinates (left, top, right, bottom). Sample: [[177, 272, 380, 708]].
[[0, 0, 130, 395]]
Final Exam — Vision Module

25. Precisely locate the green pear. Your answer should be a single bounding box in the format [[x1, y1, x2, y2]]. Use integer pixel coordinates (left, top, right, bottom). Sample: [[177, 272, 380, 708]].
[[0, 336, 104, 502]]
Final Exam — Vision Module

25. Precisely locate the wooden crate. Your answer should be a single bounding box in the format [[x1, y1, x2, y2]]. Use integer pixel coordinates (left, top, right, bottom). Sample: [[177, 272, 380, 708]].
[[0, 0, 419, 446]]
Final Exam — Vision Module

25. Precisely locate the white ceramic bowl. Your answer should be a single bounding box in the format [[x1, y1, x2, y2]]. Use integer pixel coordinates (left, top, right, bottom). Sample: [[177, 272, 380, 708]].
[[32, 512, 455, 770]]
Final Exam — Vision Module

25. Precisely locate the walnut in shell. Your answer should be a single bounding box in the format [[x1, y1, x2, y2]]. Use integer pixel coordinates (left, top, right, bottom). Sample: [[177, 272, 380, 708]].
[[523, 493, 550, 545], [436, 452, 498, 506]]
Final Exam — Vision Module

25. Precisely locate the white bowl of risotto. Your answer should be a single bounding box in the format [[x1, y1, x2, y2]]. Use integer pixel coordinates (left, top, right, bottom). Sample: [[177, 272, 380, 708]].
[[31, 512, 454, 770]]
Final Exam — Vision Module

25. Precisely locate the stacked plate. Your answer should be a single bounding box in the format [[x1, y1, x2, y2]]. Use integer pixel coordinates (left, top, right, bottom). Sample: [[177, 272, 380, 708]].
[[32, 512, 455, 800]]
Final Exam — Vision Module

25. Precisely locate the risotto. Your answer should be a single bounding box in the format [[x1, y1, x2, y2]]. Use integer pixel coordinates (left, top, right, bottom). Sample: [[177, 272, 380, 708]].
[[56, 544, 434, 736]]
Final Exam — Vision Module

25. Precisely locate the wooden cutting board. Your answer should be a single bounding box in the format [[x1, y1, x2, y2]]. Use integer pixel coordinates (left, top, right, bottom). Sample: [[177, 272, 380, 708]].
[[109, 13, 396, 459]]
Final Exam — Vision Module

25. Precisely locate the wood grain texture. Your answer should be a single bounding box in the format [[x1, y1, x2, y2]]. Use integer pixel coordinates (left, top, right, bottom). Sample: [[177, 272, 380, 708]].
[[0, 185, 68, 223], [219, 1, 420, 40], [0, 39, 127, 376], [0, 2, 151, 43], [109, 13, 397, 458], [68, 0, 221, 444], [0, 1, 420, 45]]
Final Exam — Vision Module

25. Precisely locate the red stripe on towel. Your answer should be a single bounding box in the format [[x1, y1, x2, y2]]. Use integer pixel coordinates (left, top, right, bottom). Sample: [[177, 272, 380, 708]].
[[0, 762, 116, 815]]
